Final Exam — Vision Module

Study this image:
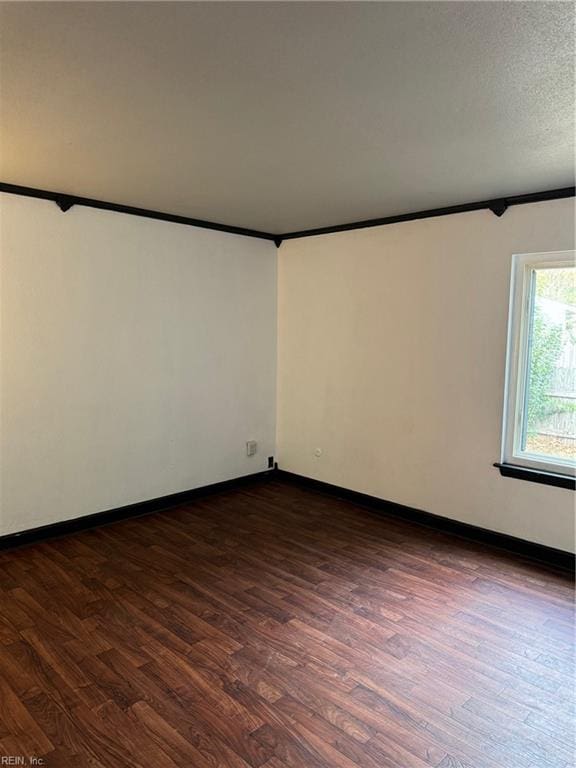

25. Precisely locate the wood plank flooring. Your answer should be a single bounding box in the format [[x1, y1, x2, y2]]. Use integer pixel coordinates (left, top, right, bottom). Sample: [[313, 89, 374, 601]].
[[0, 477, 573, 767]]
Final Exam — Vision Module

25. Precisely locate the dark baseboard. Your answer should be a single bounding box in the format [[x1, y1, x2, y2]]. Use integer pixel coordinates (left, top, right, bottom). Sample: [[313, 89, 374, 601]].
[[0, 470, 274, 552], [2, 467, 573, 574], [273, 469, 575, 574]]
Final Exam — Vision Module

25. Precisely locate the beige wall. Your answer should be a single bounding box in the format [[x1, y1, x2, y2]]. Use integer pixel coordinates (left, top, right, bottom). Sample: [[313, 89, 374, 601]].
[[277, 198, 575, 553], [2, 192, 574, 551], [0, 193, 277, 536]]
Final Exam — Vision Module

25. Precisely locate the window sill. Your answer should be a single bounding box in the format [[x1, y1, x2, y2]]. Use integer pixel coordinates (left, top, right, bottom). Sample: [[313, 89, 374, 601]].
[[494, 463, 575, 490]]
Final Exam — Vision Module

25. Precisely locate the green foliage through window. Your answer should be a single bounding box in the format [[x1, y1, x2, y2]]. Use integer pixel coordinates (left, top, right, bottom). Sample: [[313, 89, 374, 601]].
[[525, 305, 563, 437]]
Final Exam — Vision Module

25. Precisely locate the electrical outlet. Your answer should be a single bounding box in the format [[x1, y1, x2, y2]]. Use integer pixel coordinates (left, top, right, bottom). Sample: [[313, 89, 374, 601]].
[[246, 440, 258, 457]]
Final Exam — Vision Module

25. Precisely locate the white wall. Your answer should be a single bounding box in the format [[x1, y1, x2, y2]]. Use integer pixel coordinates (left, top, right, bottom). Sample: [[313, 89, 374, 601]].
[[0, 193, 277, 536], [277, 198, 575, 553], [2, 192, 573, 552]]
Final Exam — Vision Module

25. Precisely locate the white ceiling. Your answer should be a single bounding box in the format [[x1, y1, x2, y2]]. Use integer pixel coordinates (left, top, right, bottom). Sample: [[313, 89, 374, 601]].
[[0, 2, 573, 234]]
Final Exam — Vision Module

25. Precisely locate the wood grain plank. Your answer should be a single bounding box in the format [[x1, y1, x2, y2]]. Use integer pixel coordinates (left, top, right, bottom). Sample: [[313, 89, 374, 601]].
[[0, 477, 572, 767]]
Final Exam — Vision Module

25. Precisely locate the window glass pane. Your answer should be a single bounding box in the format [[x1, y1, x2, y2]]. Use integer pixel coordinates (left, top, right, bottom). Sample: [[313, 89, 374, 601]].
[[523, 266, 576, 464]]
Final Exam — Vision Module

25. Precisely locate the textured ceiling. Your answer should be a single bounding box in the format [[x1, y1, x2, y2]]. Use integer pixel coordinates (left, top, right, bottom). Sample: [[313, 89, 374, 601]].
[[0, 1, 574, 234]]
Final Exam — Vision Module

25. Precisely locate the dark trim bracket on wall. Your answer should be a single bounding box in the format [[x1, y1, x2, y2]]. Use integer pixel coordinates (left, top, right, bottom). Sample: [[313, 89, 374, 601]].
[[55, 195, 75, 213], [494, 462, 575, 490], [488, 199, 508, 217], [274, 469, 575, 573], [0, 181, 573, 247]]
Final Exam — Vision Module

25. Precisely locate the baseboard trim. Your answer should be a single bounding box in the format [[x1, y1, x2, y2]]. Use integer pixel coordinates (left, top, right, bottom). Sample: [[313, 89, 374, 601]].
[[2, 468, 573, 572], [274, 469, 575, 573], [0, 470, 274, 552]]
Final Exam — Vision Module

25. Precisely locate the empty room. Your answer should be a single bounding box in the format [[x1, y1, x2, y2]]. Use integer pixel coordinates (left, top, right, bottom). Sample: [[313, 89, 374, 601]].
[[0, 2, 574, 767]]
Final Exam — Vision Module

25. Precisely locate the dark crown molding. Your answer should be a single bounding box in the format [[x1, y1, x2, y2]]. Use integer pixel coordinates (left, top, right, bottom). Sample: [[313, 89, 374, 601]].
[[1, 181, 573, 247], [277, 187, 576, 243], [0, 182, 277, 243]]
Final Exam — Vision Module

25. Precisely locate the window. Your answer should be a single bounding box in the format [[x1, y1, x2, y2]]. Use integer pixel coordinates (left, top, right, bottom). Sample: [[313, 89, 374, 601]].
[[501, 251, 576, 482]]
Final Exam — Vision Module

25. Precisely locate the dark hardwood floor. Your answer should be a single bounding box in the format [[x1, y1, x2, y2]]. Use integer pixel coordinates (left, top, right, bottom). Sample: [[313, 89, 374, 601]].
[[0, 477, 573, 767]]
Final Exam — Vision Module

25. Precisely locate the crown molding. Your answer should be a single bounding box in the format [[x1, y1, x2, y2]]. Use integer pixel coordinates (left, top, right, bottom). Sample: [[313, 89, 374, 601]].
[[277, 187, 576, 243], [0, 182, 277, 243], [1, 181, 574, 247]]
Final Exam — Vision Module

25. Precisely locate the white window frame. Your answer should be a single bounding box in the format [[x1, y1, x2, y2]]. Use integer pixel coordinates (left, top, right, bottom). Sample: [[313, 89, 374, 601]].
[[501, 250, 576, 477]]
